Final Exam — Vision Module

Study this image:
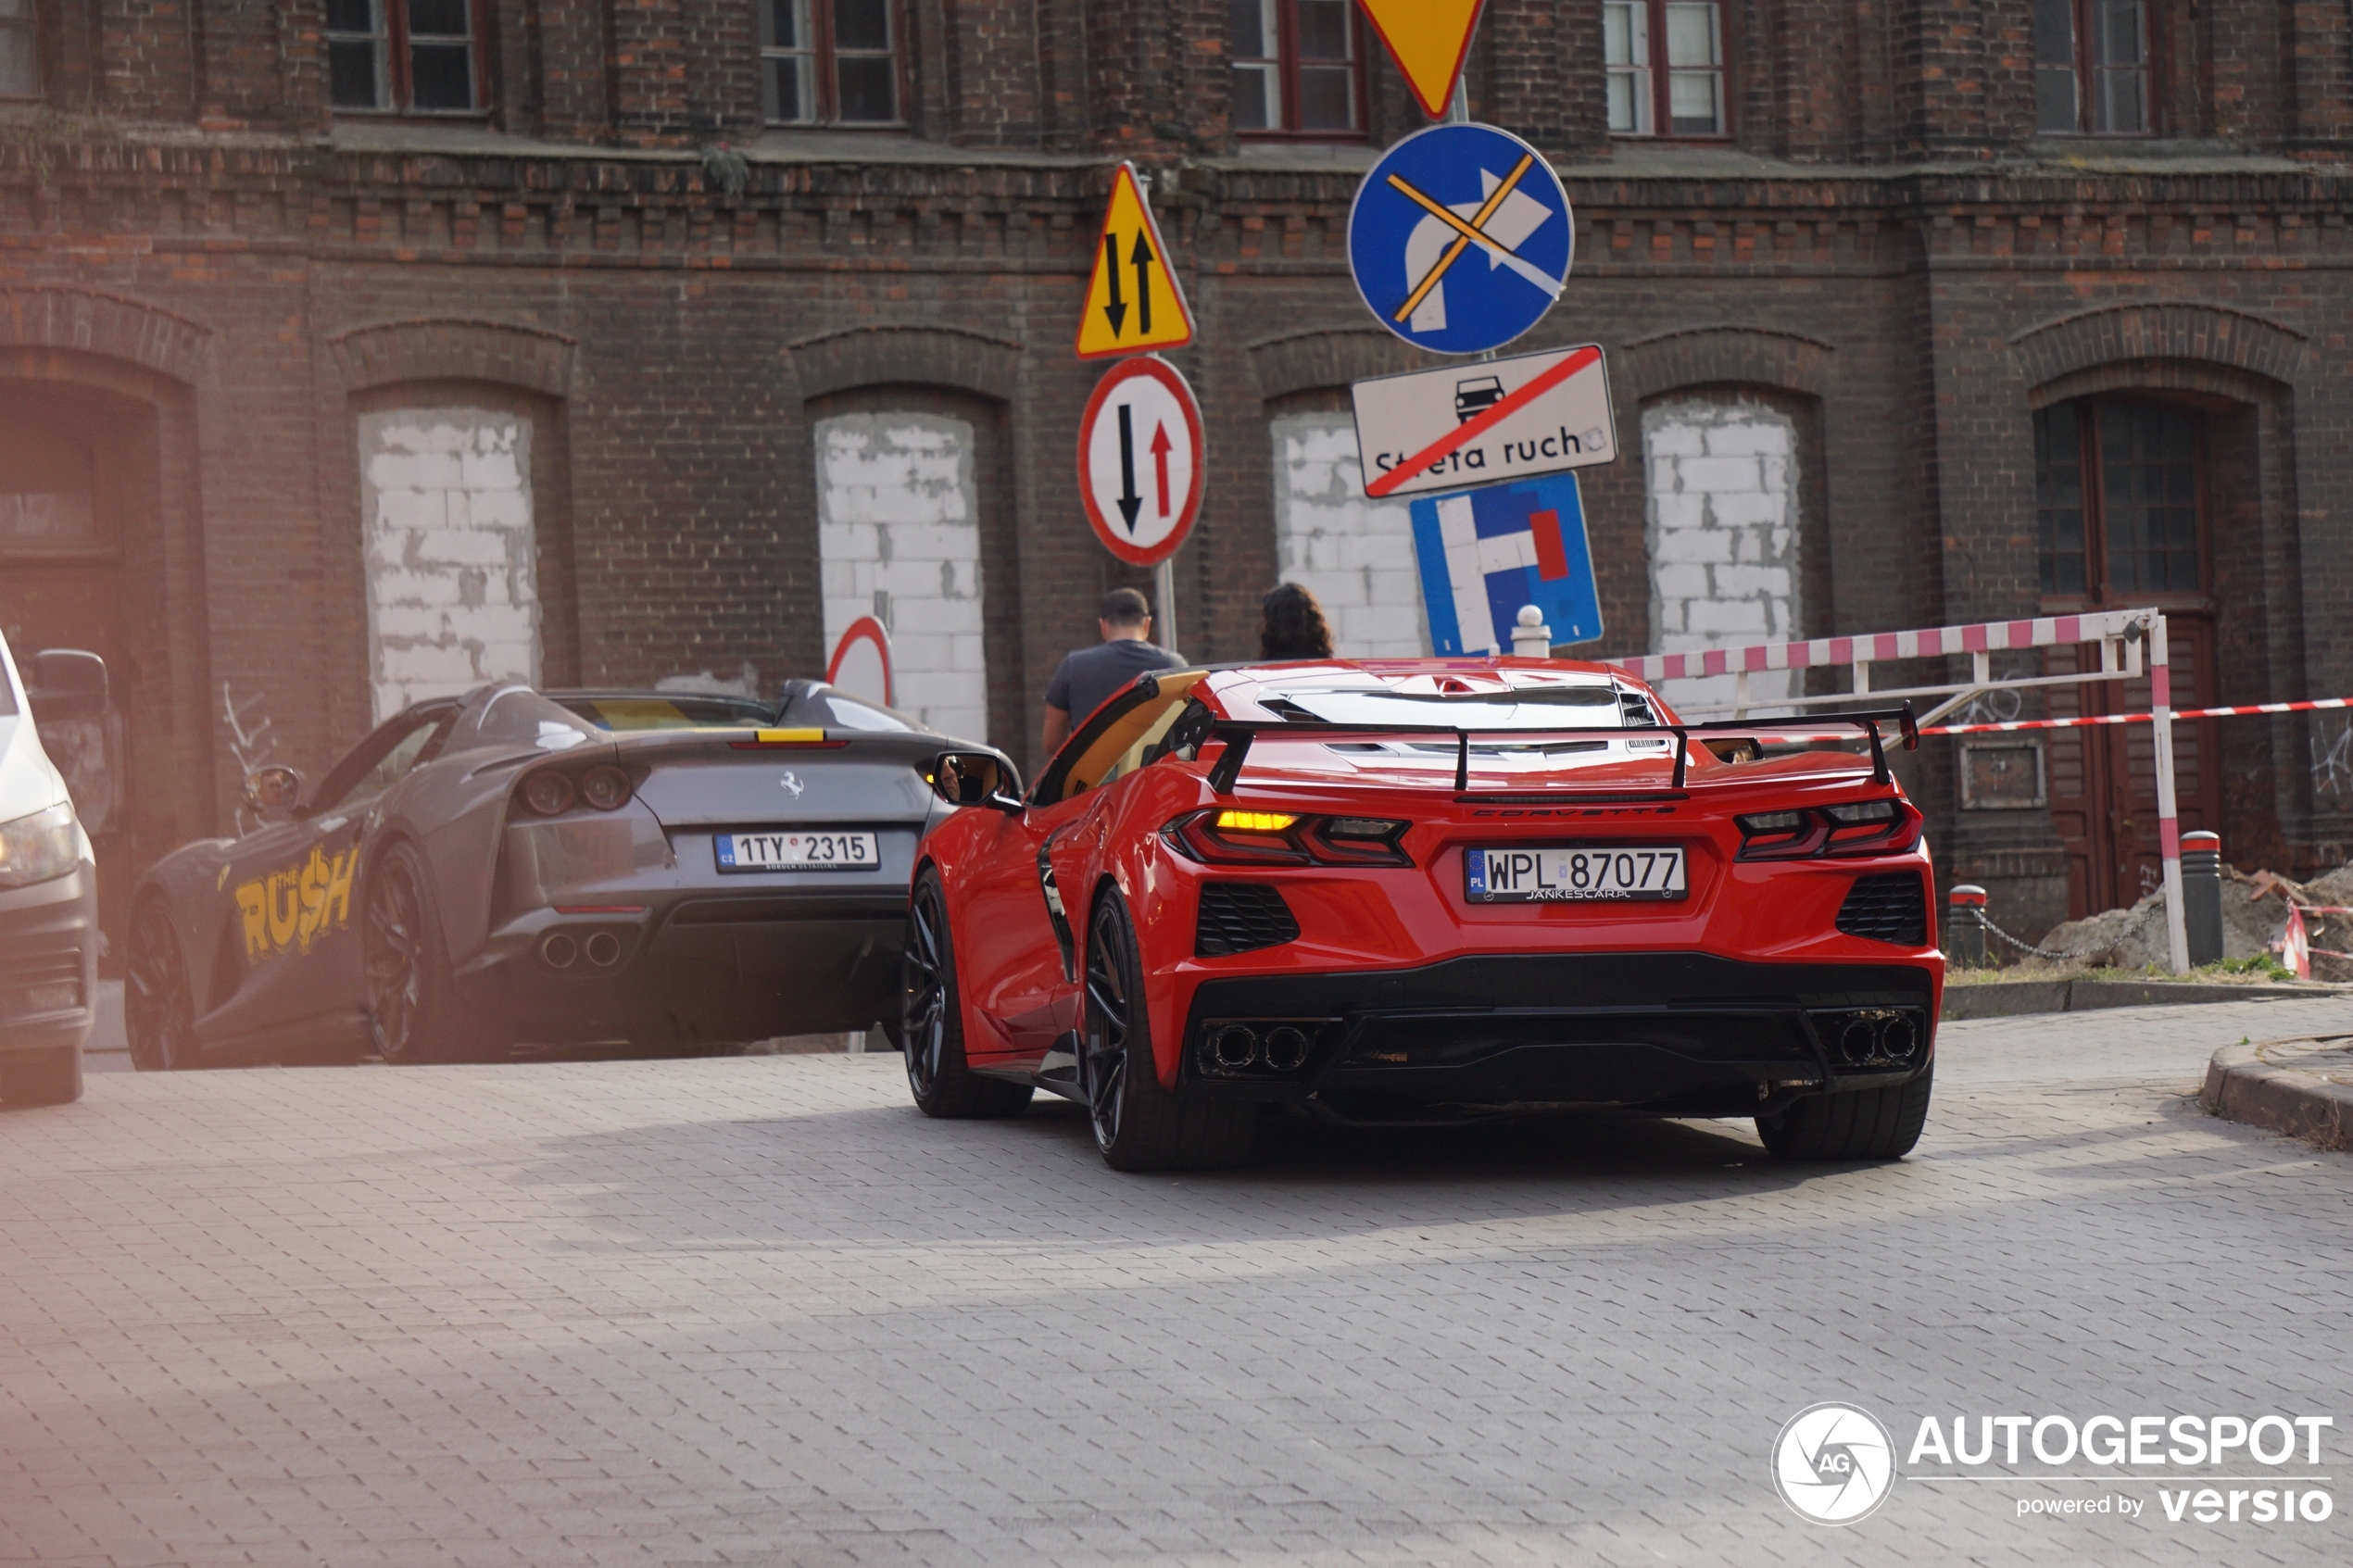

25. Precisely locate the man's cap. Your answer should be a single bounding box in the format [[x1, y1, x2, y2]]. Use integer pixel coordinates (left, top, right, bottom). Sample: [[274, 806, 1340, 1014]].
[[1101, 587, 1151, 624]]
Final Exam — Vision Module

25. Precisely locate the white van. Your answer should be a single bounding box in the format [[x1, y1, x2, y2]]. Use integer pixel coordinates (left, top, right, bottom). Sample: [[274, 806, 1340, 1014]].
[[0, 630, 103, 1106]]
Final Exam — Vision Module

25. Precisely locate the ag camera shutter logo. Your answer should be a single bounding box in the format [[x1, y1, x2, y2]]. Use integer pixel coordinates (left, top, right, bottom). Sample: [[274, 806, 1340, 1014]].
[[1772, 1403, 1897, 1524]]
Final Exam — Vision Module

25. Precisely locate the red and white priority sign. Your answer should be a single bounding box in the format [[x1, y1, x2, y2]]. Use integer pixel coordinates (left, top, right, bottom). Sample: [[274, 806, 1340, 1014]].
[[1077, 355, 1203, 567]]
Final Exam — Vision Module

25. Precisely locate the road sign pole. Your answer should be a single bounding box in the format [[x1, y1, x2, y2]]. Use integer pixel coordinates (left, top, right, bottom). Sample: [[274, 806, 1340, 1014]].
[[2150, 610, 2192, 973], [1154, 555, 1179, 661]]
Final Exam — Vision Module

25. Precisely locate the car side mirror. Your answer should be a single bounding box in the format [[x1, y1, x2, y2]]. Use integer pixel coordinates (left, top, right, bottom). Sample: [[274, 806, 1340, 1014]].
[[28, 648, 107, 722], [927, 750, 1022, 811], [242, 764, 305, 817]]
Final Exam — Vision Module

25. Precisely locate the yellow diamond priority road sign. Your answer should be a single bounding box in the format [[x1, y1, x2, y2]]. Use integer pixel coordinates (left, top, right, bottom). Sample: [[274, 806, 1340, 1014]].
[[1355, 0, 1489, 121], [1075, 163, 1196, 360]]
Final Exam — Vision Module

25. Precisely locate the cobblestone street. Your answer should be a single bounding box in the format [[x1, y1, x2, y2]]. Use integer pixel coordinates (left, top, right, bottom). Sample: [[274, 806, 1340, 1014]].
[[4, 997, 2350, 1567]]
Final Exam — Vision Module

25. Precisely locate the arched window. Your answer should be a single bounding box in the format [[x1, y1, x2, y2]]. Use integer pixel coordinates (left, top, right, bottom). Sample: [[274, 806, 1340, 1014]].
[[1266, 407, 1427, 658], [812, 410, 988, 742]]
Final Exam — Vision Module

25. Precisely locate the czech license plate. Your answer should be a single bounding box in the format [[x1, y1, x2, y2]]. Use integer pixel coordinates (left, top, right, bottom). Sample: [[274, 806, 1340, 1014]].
[[714, 830, 879, 872], [1465, 845, 1687, 902]]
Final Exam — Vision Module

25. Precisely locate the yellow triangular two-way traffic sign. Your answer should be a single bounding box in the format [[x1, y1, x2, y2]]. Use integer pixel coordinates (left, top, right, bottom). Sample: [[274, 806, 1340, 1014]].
[[1356, 0, 1488, 121], [1075, 163, 1196, 359]]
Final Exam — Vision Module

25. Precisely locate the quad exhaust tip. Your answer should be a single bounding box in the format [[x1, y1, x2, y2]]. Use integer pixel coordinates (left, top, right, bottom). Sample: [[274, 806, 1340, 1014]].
[[1824, 1008, 1924, 1067], [1211, 1024, 1258, 1071], [1263, 1025, 1311, 1073], [541, 930, 624, 970], [1197, 1019, 1334, 1078]]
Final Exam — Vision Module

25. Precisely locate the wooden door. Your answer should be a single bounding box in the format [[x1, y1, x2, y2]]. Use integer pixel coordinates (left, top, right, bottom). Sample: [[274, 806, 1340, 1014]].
[[2032, 395, 2218, 919], [2045, 623, 2220, 916]]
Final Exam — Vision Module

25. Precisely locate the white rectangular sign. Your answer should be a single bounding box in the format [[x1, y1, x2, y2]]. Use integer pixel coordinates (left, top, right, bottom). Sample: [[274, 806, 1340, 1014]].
[[1350, 344, 1617, 500]]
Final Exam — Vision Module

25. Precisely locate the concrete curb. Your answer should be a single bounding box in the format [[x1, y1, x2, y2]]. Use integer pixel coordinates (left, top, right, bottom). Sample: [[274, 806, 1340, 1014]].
[[2202, 1037, 2353, 1152], [1941, 978, 2353, 1022]]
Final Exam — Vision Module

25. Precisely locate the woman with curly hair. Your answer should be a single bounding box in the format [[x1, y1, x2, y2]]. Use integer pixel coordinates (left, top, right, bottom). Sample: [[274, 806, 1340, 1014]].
[[1257, 582, 1336, 661]]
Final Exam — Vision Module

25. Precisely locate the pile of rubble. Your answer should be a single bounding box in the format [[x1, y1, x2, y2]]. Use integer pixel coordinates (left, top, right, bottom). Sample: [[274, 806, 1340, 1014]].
[[2032, 860, 2353, 981]]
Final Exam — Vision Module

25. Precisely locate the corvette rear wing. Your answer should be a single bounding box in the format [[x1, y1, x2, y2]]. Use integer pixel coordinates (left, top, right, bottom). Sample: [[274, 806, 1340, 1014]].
[[1204, 705, 1920, 797]]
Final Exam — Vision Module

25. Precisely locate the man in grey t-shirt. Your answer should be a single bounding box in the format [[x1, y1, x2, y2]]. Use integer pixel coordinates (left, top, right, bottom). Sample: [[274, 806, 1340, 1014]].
[[1041, 587, 1183, 756]]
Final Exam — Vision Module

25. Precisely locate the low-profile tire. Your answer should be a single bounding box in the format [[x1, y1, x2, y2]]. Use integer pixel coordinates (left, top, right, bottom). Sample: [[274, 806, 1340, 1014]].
[[1080, 890, 1256, 1173], [363, 842, 479, 1066], [902, 867, 1032, 1119], [1756, 1064, 1933, 1160], [126, 897, 203, 1072], [0, 1046, 83, 1108]]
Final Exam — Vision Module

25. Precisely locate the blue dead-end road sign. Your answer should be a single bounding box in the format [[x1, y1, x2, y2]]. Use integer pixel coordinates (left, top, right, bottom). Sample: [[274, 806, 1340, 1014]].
[[1348, 123, 1573, 357], [1410, 473, 1603, 655]]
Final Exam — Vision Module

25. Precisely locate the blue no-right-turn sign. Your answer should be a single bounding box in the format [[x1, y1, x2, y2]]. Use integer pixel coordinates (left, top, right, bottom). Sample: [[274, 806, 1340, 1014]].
[[1347, 123, 1573, 358]]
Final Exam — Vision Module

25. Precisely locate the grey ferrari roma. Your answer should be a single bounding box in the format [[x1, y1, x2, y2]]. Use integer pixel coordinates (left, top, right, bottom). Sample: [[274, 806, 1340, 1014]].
[[123, 681, 1012, 1067]]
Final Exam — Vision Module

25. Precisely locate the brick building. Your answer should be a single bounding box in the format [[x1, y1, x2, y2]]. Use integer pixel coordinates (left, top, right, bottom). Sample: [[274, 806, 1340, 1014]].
[[2, 0, 2347, 946]]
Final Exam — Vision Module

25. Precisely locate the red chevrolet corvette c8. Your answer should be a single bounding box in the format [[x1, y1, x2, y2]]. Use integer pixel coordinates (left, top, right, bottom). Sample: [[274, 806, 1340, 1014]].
[[901, 659, 1941, 1172]]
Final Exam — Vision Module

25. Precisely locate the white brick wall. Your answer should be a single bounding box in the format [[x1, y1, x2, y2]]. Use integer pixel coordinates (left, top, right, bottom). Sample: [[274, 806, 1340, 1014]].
[[1642, 398, 1801, 711], [815, 412, 988, 742], [1268, 414, 1429, 659], [358, 409, 539, 723]]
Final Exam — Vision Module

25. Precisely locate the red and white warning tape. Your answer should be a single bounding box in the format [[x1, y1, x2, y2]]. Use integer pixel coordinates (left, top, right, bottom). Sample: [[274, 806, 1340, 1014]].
[[1922, 696, 2353, 736]]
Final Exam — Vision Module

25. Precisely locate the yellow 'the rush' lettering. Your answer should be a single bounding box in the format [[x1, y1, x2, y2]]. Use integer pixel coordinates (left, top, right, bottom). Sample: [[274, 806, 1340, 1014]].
[[235, 845, 357, 960]]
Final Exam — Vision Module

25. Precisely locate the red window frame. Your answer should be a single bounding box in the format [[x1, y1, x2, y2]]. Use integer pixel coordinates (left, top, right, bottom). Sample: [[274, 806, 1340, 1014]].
[[1231, 0, 1369, 141], [2032, 0, 2154, 137], [1604, 0, 1734, 142], [327, 0, 490, 117], [760, 0, 909, 128]]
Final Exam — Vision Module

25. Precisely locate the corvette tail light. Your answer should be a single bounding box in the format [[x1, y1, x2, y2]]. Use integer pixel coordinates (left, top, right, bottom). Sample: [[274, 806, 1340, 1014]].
[[1735, 797, 1922, 861], [1164, 810, 1414, 868]]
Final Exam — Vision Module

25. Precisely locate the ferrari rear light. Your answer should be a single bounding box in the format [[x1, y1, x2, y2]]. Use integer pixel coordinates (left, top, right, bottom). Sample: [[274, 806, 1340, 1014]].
[[1165, 810, 1415, 868], [521, 771, 575, 817], [580, 766, 633, 810], [1735, 797, 1920, 861]]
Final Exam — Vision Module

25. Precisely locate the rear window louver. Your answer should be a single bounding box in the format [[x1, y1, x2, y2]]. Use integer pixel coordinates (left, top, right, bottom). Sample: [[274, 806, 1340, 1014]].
[[1196, 884, 1302, 957]]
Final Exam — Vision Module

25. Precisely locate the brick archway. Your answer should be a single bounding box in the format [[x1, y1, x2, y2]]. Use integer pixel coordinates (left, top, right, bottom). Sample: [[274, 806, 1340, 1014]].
[[1614, 324, 1839, 403], [0, 287, 211, 386], [2007, 303, 2310, 391], [325, 318, 578, 399], [786, 323, 1024, 405]]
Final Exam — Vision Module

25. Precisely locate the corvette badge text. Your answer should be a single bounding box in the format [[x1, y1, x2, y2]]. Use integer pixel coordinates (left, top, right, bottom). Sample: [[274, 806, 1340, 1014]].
[[1775, 1404, 2336, 1527], [235, 846, 358, 960]]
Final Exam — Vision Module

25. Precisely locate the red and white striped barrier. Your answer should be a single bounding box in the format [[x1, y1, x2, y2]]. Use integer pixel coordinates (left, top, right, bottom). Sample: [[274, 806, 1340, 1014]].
[[1604, 605, 2193, 971], [1604, 608, 2150, 684], [1923, 696, 2353, 736]]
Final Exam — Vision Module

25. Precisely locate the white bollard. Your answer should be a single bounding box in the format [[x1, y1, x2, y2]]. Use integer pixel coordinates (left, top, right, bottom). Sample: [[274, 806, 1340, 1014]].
[[1510, 605, 1552, 659]]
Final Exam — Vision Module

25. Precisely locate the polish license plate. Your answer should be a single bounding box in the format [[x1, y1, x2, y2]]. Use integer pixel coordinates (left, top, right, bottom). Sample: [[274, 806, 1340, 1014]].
[[714, 830, 879, 872], [1465, 846, 1687, 902]]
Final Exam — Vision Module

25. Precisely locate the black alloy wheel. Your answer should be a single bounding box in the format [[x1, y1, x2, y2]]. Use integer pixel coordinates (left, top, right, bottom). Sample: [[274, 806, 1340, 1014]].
[[1080, 899, 1132, 1151], [363, 843, 473, 1065], [125, 898, 201, 1072], [1078, 891, 1256, 1173], [901, 868, 1031, 1119]]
